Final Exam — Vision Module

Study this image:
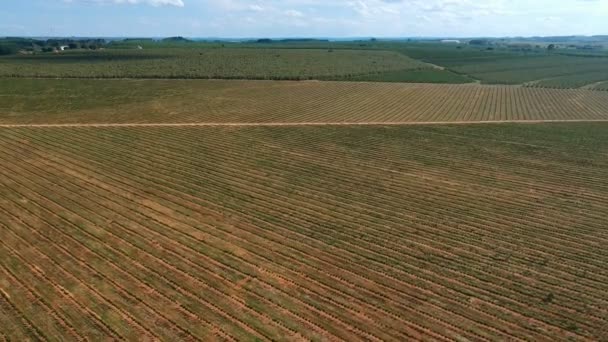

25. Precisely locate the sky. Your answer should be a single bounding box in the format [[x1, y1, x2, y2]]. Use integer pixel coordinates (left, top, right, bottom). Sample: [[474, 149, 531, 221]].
[[1, 0, 607, 38]]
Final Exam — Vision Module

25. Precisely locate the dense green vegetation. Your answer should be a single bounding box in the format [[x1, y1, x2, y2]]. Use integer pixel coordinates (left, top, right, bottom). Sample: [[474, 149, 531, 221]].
[[442, 55, 608, 86], [334, 68, 474, 83], [387, 42, 520, 62], [0, 48, 428, 80], [376, 42, 608, 88], [1, 38, 607, 88], [0, 37, 106, 55], [528, 70, 608, 89]]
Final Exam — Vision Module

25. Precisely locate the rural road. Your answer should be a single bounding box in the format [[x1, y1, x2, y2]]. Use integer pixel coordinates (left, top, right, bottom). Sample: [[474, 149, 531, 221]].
[[0, 119, 608, 128]]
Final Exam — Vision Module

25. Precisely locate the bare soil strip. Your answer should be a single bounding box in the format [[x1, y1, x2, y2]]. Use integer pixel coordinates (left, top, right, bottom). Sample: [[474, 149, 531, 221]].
[[1, 119, 608, 128]]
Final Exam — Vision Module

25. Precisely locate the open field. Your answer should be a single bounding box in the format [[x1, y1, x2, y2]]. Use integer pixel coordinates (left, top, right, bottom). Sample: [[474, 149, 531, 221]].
[[0, 123, 607, 340], [1, 45, 607, 340], [335, 69, 475, 83], [371, 48, 608, 88], [528, 70, 608, 89], [0, 48, 428, 80], [2, 79, 608, 124], [442, 55, 608, 88], [4, 41, 608, 88]]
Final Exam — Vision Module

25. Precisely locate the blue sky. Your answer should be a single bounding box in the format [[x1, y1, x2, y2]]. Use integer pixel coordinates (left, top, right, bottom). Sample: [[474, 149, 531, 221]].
[[1, 0, 607, 38]]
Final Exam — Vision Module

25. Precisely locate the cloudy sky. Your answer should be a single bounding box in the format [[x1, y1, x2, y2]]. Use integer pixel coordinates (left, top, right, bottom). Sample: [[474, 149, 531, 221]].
[[1, 0, 607, 38]]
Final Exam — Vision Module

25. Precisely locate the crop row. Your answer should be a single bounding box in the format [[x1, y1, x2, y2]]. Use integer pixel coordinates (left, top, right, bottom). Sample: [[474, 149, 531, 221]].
[[2, 79, 608, 125], [1, 124, 607, 340], [0, 48, 426, 80], [0, 133, 470, 340], [445, 55, 608, 87], [525, 70, 608, 90]]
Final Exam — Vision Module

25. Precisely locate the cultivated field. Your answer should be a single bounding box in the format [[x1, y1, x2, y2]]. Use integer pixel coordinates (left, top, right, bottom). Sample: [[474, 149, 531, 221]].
[[2, 34, 608, 342], [592, 81, 608, 91], [528, 71, 608, 89], [434, 54, 608, 88], [0, 48, 427, 80], [336, 69, 474, 83], [2, 79, 608, 124], [0, 123, 607, 340], [4, 40, 608, 88]]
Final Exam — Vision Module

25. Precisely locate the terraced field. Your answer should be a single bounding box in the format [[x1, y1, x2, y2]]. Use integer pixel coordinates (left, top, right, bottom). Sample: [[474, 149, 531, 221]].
[[1, 123, 607, 340], [2, 79, 608, 124]]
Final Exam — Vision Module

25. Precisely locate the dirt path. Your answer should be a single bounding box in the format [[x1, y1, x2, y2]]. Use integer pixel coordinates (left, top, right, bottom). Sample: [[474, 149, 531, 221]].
[[523, 78, 551, 87], [581, 81, 608, 90], [1, 119, 608, 128]]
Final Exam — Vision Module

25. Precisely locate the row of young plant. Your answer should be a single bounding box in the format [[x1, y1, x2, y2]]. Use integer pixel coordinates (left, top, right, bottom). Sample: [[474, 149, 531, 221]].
[[5, 127, 608, 340], [168, 82, 608, 123], [2, 81, 608, 126], [0, 133, 394, 340], [0, 129, 532, 342]]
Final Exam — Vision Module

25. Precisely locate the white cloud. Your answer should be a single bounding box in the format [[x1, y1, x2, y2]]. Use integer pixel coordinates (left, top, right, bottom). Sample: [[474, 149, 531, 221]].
[[25, 0, 608, 37], [201, 0, 607, 37], [284, 9, 304, 17], [248, 4, 264, 11], [64, 0, 184, 7]]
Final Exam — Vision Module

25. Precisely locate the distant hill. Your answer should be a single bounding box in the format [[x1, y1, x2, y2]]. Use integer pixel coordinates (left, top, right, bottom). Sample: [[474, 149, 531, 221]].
[[252, 38, 330, 44], [161, 36, 192, 43]]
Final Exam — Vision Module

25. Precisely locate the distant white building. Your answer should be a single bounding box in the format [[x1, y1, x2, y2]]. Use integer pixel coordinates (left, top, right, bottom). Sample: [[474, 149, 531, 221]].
[[441, 40, 461, 44]]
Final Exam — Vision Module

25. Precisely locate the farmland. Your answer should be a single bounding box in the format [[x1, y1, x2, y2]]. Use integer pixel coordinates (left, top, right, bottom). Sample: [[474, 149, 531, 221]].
[[3, 39, 608, 88], [0, 48, 428, 80], [441, 55, 608, 87], [381, 43, 608, 89], [0, 123, 607, 340], [335, 69, 474, 83], [529, 70, 608, 89], [591, 81, 608, 91], [1, 36, 608, 341], [2, 78, 608, 124]]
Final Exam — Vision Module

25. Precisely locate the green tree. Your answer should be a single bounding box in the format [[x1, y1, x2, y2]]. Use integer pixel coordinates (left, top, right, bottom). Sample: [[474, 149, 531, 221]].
[[0, 45, 16, 55]]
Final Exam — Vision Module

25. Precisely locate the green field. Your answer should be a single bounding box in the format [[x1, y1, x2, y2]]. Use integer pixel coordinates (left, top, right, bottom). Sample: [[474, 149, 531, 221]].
[[527, 70, 608, 89], [376, 43, 608, 88], [3, 39, 608, 88], [440, 55, 608, 86], [335, 68, 474, 83], [2, 78, 608, 125], [0, 48, 428, 80]]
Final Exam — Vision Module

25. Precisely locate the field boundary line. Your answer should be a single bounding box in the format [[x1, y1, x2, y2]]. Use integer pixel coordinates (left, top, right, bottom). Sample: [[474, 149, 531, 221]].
[[1, 119, 608, 128]]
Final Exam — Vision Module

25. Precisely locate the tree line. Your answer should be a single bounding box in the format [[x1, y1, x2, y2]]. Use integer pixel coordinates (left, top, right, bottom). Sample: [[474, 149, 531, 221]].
[[0, 38, 108, 55]]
